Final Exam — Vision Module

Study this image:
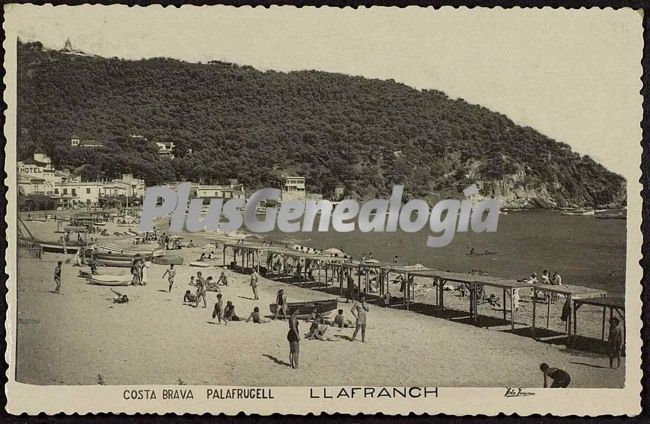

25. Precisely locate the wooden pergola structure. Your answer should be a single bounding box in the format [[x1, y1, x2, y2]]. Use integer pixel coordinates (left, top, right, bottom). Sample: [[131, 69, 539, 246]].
[[572, 296, 624, 341], [263, 247, 345, 289], [403, 269, 530, 328], [529, 284, 607, 339], [222, 242, 267, 273]]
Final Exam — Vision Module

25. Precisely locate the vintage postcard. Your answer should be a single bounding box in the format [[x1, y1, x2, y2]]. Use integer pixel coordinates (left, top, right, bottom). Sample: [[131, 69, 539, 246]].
[[3, 4, 644, 416]]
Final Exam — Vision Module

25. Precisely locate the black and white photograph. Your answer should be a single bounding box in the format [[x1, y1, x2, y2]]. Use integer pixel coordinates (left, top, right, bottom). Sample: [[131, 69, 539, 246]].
[[3, 4, 644, 416]]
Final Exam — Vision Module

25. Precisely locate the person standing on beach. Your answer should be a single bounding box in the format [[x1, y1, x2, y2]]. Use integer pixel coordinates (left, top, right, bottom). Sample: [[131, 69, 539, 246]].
[[346, 271, 355, 303], [540, 363, 571, 388], [212, 293, 224, 323], [53, 261, 63, 294], [162, 264, 176, 292], [141, 261, 149, 285], [274, 289, 288, 320], [351, 294, 369, 342], [195, 271, 208, 308], [608, 317, 624, 369], [287, 308, 300, 369], [250, 269, 259, 300], [393, 256, 398, 264]]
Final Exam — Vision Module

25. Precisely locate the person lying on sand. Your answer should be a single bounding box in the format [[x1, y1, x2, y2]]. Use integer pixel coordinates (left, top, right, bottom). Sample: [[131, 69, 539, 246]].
[[246, 306, 271, 324], [486, 294, 501, 308], [110, 289, 129, 304], [183, 290, 197, 304]]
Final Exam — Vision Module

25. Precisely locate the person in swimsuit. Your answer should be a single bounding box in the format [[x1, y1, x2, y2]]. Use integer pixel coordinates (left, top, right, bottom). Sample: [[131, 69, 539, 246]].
[[250, 270, 259, 300], [184, 290, 197, 304], [212, 293, 224, 323], [540, 363, 571, 388], [223, 301, 239, 324], [53, 261, 63, 294], [111, 288, 129, 304], [351, 294, 369, 342], [608, 317, 624, 369], [246, 306, 270, 324], [195, 271, 207, 308], [274, 289, 288, 320], [287, 308, 300, 369], [216, 271, 229, 287], [162, 264, 176, 292]]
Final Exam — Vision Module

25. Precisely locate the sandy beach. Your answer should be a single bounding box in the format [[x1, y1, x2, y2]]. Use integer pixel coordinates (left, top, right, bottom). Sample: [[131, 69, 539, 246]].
[[15, 219, 625, 387]]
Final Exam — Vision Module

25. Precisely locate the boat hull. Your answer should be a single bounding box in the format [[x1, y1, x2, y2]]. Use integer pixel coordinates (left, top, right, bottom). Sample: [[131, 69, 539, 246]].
[[87, 275, 131, 286], [269, 299, 338, 318], [96, 258, 133, 268], [40, 243, 88, 254]]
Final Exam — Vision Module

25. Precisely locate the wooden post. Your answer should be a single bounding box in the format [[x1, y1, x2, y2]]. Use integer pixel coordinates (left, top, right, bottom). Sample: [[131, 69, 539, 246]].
[[602, 306, 607, 340], [222, 246, 226, 267], [510, 289, 515, 331], [567, 294, 573, 341], [503, 288, 507, 322], [440, 279, 445, 310], [572, 303, 578, 336], [532, 288, 537, 338], [546, 292, 551, 329]]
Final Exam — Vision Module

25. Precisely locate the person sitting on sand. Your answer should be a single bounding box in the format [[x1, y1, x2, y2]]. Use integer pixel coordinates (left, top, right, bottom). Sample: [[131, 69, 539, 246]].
[[223, 301, 239, 324], [333, 309, 353, 328], [199, 252, 207, 261], [540, 363, 571, 388], [184, 290, 197, 304], [306, 317, 336, 341], [486, 294, 501, 308], [212, 293, 224, 323], [246, 306, 271, 324], [527, 273, 538, 285], [189, 276, 195, 286], [381, 291, 392, 307], [111, 289, 129, 304], [188, 240, 195, 248], [216, 271, 229, 287]]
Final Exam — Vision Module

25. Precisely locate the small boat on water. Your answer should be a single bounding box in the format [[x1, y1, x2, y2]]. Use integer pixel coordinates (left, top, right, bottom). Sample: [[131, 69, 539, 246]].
[[87, 274, 131, 286], [269, 299, 338, 318]]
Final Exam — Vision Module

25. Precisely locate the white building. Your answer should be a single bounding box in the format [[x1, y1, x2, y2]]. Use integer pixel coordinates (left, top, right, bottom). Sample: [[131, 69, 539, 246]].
[[196, 180, 246, 201], [282, 176, 306, 201], [155, 141, 175, 158], [17, 153, 69, 196]]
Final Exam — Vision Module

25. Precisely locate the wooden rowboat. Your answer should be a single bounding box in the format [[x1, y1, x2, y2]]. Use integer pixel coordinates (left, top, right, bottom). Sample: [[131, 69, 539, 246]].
[[96, 258, 134, 268], [39, 242, 90, 254], [269, 299, 338, 319], [87, 274, 131, 286], [189, 261, 214, 268]]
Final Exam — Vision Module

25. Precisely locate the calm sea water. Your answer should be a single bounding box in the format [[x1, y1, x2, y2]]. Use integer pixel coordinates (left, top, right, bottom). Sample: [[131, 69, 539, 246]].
[[262, 210, 627, 297]]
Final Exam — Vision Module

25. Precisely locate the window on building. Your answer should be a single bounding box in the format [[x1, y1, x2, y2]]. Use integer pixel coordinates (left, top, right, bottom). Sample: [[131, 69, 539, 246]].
[[54, 188, 59, 194], [71, 189, 77, 196], [63, 188, 68, 195], [86, 188, 91, 194]]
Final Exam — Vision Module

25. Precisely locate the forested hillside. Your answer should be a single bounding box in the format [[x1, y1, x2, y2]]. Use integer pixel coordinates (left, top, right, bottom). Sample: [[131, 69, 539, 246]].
[[17, 40, 626, 208]]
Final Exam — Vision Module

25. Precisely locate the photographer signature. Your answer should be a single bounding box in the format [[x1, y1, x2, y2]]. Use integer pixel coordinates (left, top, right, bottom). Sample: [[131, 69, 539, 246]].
[[504, 388, 535, 397]]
